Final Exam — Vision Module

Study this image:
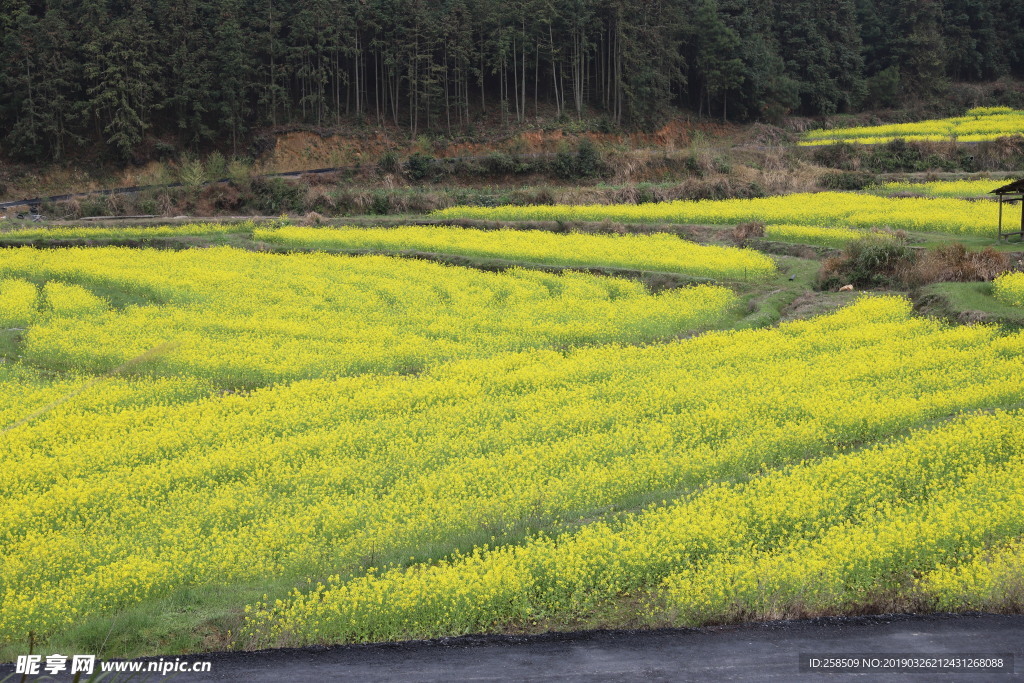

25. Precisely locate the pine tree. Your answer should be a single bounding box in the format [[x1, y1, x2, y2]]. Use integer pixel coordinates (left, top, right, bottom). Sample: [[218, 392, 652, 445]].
[[80, 0, 159, 159], [692, 0, 742, 120], [212, 0, 254, 154], [158, 0, 215, 146]]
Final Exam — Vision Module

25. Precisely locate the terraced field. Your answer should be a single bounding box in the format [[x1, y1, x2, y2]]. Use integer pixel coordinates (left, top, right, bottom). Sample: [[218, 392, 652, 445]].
[[866, 179, 1007, 199], [800, 106, 1024, 145], [1, 220, 1023, 660], [432, 192, 1004, 237], [254, 225, 776, 280], [0, 247, 737, 386]]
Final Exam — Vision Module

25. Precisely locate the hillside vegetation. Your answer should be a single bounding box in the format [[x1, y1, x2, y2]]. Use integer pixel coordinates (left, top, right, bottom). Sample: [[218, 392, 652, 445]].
[[3, 0, 1024, 167]]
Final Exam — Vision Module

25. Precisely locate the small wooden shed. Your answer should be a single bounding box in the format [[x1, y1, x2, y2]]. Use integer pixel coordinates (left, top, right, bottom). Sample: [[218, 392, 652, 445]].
[[991, 178, 1024, 240]]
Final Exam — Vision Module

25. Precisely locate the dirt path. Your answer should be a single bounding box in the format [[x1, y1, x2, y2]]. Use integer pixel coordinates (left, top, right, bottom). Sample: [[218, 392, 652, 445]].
[[3, 613, 1020, 682]]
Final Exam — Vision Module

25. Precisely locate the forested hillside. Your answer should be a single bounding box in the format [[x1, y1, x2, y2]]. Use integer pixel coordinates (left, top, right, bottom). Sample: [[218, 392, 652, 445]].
[[2, 0, 1024, 163]]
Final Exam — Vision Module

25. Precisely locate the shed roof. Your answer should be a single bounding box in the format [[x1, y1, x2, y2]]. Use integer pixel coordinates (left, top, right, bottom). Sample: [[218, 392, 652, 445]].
[[990, 178, 1024, 195]]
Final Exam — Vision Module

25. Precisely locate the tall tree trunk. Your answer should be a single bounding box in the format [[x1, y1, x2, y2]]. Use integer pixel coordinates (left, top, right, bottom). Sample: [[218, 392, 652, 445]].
[[534, 44, 539, 117], [480, 34, 486, 113], [549, 25, 560, 117], [521, 18, 527, 123], [374, 49, 381, 124], [444, 49, 451, 134], [512, 36, 520, 122]]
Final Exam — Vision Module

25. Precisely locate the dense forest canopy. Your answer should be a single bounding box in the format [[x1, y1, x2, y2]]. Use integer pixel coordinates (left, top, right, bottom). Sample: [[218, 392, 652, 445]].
[[2, 0, 1023, 162]]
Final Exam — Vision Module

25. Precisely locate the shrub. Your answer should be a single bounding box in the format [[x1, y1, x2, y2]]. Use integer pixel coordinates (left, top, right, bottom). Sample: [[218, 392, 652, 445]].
[[812, 142, 859, 170], [904, 243, 1010, 286], [553, 146, 577, 179], [301, 186, 335, 214], [683, 154, 704, 176], [55, 199, 82, 219], [370, 191, 392, 215], [136, 197, 160, 216], [575, 139, 603, 177], [177, 156, 207, 192], [866, 139, 926, 173], [199, 183, 243, 212], [378, 151, 400, 174], [485, 152, 518, 176], [448, 158, 484, 176], [206, 151, 228, 181], [820, 171, 876, 191], [227, 158, 254, 186], [553, 140, 606, 180], [732, 221, 765, 246], [79, 197, 109, 218], [819, 236, 1010, 290], [817, 234, 916, 289], [250, 177, 303, 214], [405, 153, 436, 181]]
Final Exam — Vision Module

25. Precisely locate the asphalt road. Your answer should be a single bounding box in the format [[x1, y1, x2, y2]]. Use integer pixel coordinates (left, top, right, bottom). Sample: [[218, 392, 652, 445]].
[[2, 613, 1021, 682]]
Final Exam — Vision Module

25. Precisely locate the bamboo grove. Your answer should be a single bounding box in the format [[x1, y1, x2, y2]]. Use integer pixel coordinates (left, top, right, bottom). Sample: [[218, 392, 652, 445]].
[[3, 0, 1024, 161]]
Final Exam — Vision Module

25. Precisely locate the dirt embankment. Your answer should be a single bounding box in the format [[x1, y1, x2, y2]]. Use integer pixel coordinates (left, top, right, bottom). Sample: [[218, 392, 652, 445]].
[[260, 119, 736, 174]]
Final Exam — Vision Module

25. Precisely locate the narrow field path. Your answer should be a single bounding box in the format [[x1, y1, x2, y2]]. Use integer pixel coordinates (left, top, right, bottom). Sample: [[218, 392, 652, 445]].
[[3, 613, 1020, 682]]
